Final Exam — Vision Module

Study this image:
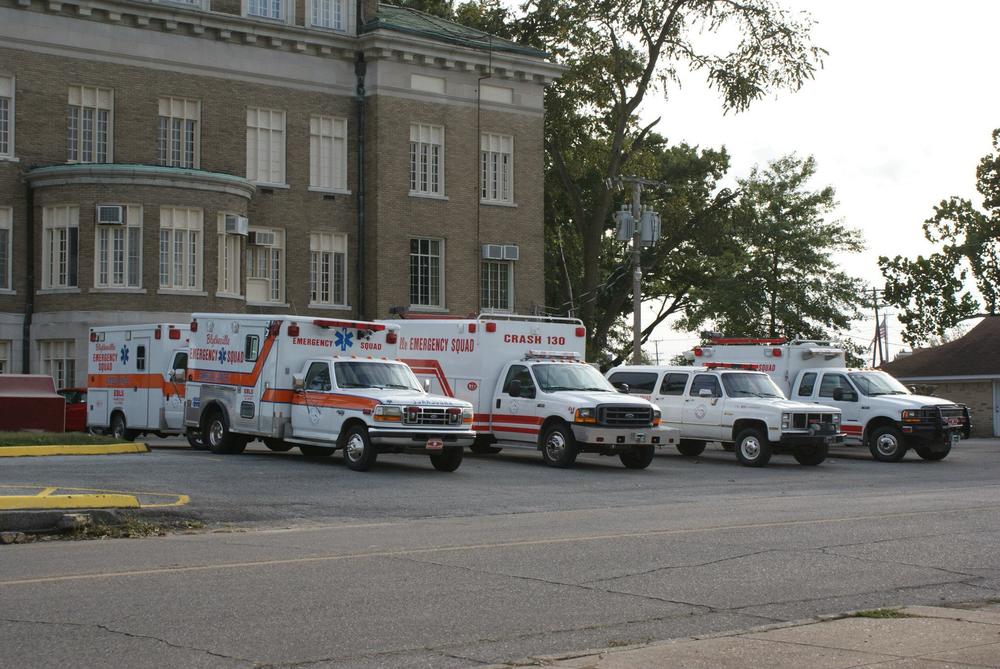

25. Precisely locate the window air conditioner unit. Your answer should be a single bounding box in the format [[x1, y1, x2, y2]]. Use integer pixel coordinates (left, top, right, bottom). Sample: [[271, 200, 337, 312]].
[[248, 230, 275, 246], [225, 214, 250, 236], [96, 205, 125, 225], [481, 244, 504, 260], [502, 244, 519, 261]]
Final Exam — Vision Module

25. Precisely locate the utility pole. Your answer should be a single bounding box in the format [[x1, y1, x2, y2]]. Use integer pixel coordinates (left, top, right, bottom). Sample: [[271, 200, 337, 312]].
[[872, 287, 884, 367]]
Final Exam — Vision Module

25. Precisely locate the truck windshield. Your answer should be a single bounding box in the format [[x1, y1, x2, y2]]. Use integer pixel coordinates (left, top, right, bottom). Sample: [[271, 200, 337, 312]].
[[848, 371, 910, 396], [334, 361, 423, 391], [533, 364, 616, 393], [721, 373, 785, 399]]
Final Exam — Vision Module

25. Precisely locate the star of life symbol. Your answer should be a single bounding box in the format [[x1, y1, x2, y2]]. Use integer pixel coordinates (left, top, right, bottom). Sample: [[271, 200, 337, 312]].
[[119, 345, 129, 365], [218, 348, 228, 365], [335, 328, 353, 352]]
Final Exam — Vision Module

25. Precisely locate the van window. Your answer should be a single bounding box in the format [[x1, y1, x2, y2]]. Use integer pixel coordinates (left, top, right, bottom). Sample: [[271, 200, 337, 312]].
[[660, 373, 689, 396], [502, 365, 535, 395], [305, 362, 332, 392], [689, 374, 721, 398], [136, 345, 146, 371], [245, 335, 260, 362], [819, 373, 856, 401], [798, 372, 817, 397], [608, 371, 658, 393]]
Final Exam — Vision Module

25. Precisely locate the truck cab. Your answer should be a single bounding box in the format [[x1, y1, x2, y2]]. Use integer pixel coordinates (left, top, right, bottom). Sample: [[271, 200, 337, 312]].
[[608, 364, 842, 467]]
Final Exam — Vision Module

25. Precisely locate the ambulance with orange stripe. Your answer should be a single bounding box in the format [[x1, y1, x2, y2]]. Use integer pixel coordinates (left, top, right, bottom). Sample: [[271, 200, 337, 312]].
[[388, 314, 679, 469], [87, 323, 198, 445], [183, 314, 475, 471]]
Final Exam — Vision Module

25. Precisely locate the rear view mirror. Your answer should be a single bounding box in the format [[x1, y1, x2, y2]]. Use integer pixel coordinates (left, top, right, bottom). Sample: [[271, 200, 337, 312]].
[[508, 379, 522, 398], [698, 388, 713, 398], [617, 383, 630, 394], [292, 374, 305, 392], [832, 387, 844, 401], [170, 368, 185, 383]]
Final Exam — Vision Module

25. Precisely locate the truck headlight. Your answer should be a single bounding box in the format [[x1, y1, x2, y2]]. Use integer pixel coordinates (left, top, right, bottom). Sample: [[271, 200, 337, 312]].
[[462, 407, 474, 424], [373, 405, 401, 422], [832, 413, 841, 425], [901, 409, 923, 423], [574, 408, 598, 424], [652, 409, 661, 427], [781, 412, 791, 430]]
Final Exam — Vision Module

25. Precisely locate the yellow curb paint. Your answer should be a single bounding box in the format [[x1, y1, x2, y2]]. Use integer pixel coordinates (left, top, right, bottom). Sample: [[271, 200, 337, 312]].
[[0, 484, 189, 509], [141, 494, 190, 509], [0, 443, 148, 457], [37, 487, 58, 497], [0, 494, 141, 510]]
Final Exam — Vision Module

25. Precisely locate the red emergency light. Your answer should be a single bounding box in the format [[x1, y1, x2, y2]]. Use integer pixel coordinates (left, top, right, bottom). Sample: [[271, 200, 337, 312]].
[[190, 320, 198, 332], [485, 322, 497, 333], [90, 332, 97, 342], [575, 327, 586, 337], [771, 348, 782, 357], [386, 331, 398, 344], [169, 328, 181, 340], [468, 323, 477, 333], [693, 347, 702, 357], [288, 323, 300, 337], [154, 327, 162, 340]]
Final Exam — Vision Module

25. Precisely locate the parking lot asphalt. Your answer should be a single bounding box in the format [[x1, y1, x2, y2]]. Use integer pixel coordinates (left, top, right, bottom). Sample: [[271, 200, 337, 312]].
[[1, 438, 998, 668]]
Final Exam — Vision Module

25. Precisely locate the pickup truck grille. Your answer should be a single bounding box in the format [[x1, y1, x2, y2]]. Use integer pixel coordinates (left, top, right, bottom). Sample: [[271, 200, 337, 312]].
[[598, 405, 653, 427], [933, 405, 968, 427], [791, 413, 836, 429], [401, 407, 461, 426]]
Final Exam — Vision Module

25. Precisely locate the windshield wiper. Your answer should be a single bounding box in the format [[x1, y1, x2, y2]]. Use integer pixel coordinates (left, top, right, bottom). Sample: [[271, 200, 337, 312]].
[[384, 383, 415, 390], [341, 383, 381, 389]]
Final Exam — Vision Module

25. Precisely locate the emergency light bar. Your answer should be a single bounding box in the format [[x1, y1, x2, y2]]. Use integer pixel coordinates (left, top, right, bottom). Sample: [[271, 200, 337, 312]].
[[704, 362, 761, 371], [525, 350, 583, 361], [710, 337, 787, 345], [313, 319, 386, 332]]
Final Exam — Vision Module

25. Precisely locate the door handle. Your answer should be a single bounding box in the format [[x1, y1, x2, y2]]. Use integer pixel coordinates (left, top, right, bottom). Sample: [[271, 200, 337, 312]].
[[496, 399, 501, 409]]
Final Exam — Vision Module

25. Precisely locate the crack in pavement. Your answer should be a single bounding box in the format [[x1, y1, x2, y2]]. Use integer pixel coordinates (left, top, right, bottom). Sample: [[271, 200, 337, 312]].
[[0, 617, 257, 666], [581, 549, 780, 585], [816, 546, 986, 580]]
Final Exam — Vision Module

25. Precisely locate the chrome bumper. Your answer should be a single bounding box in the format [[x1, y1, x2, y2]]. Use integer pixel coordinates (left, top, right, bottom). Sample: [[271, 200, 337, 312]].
[[570, 424, 680, 447], [368, 428, 476, 448]]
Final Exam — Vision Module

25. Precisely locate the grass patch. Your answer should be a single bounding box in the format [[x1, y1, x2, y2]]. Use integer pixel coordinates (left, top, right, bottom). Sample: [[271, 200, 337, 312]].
[[31, 516, 206, 542], [854, 608, 913, 619], [0, 431, 122, 446]]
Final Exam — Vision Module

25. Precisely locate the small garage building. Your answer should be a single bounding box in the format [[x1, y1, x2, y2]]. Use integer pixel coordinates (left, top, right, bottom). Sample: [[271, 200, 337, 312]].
[[883, 317, 999, 438]]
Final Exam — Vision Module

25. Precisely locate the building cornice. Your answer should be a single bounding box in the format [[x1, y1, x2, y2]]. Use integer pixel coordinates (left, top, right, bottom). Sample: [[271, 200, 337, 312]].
[[25, 163, 257, 199]]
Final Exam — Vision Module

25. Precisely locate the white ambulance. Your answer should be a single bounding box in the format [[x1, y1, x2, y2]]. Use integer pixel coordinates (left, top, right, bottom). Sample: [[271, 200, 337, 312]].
[[691, 337, 972, 462], [387, 314, 679, 469], [87, 323, 198, 445], [183, 314, 476, 471]]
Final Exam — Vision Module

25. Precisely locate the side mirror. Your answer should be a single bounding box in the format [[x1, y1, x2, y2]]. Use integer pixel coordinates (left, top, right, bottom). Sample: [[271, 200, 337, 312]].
[[423, 378, 431, 392], [508, 379, 522, 398], [698, 388, 713, 398], [618, 383, 630, 394], [832, 387, 844, 401], [170, 368, 185, 383], [292, 374, 305, 392]]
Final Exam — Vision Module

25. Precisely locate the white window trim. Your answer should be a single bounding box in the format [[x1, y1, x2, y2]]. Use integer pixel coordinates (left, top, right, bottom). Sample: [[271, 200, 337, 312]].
[[38, 339, 76, 390], [67, 85, 114, 164], [0, 340, 10, 374], [409, 237, 445, 310], [308, 231, 348, 308], [309, 114, 348, 193], [158, 97, 201, 169], [307, 0, 348, 31], [409, 123, 445, 197], [242, 0, 295, 24], [481, 259, 514, 314], [41, 205, 79, 290], [158, 206, 203, 292], [93, 204, 142, 290], [481, 132, 514, 205], [246, 107, 287, 187], [0, 74, 14, 161], [155, 0, 209, 9], [0, 207, 12, 294], [216, 213, 244, 299]]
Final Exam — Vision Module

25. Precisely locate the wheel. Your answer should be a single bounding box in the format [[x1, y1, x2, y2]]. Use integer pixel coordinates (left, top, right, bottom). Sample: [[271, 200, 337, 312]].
[[109, 413, 132, 441], [470, 436, 502, 454], [264, 438, 293, 452], [793, 443, 828, 466], [430, 447, 463, 472], [342, 425, 378, 471], [676, 439, 706, 457], [540, 423, 578, 468], [734, 428, 772, 467], [868, 425, 907, 462], [203, 410, 246, 455], [186, 431, 207, 450], [915, 442, 951, 461], [620, 445, 655, 469], [299, 445, 335, 457]]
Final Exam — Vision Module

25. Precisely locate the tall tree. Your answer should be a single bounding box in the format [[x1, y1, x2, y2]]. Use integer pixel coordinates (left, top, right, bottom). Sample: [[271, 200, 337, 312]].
[[880, 129, 1000, 345], [679, 155, 866, 340]]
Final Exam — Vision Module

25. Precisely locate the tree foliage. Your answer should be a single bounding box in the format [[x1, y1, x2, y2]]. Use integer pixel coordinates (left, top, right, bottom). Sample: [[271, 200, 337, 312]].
[[880, 129, 1000, 345]]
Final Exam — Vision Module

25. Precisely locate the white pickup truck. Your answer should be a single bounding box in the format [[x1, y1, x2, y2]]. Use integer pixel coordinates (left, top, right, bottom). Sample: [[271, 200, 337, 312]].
[[608, 364, 843, 467]]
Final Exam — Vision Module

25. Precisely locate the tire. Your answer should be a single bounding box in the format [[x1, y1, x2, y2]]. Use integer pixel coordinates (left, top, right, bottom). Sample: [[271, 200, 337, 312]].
[[342, 425, 378, 471], [793, 443, 828, 466], [203, 409, 246, 455], [676, 439, 706, 457], [734, 428, 772, 467], [620, 444, 655, 469], [299, 445, 335, 457], [915, 442, 951, 461], [109, 413, 132, 441], [868, 425, 907, 462], [264, 438, 293, 452], [540, 423, 578, 468], [186, 431, 207, 450], [430, 447, 463, 472], [470, 436, 502, 455]]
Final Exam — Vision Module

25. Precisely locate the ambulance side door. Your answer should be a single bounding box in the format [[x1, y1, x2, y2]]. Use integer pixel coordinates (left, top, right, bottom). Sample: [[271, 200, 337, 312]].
[[290, 360, 339, 442], [491, 364, 538, 443], [163, 349, 188, 430]]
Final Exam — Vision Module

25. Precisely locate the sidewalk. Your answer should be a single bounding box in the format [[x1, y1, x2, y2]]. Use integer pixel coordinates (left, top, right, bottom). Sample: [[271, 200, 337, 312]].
[[500, 604, 1000, 668]]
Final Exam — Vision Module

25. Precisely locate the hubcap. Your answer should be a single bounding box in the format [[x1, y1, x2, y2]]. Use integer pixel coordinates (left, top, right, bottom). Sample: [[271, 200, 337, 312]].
[[209, 419, 224, 446], [545, 432, 566, 460], [876, 433, 899, 456], [740, 436, 761, 460], [345, 433, 365, 461]]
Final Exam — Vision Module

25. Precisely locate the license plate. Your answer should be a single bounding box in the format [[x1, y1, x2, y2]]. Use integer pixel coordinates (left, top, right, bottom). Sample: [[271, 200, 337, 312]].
[[946, 417, 963, 426], [633, 433, 646, 443], [426, 438, 444, 451]]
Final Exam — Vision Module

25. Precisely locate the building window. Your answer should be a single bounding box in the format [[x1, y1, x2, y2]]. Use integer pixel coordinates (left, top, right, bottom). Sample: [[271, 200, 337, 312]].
[[481, 261, 513, 312], [248, 0, 284, 19], [94, 205, 141, 289], [40, 339, 75, 389], [159, 207, 202, 291], [67, 86, 113, 163], [409, 124, 444, 196], [0, 207, 10, 291], [409, 238, 443, 308], [246, 227, 284, 303], [42, 205, 79, 289], [481, 133, 513, 204], [310, 0, 345, 29], [246, 108, 285, 185], [0, 75, 13, 159], [0, 340, 8, 373], [310, 115, 347, 192], [309, 232, 347, 307], [158, 97, 200, 169], [217, 214, 244, 297]]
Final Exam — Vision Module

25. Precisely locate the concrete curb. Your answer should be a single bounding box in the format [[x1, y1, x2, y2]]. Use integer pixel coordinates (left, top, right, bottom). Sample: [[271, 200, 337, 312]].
[[0, 508, 129, 533], [0, 442, 148, 457], [0, 493, 141, 511]]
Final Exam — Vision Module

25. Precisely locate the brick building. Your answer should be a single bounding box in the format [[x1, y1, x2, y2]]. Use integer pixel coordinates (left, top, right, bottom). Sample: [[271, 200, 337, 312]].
[[0, 0, 560, 386]]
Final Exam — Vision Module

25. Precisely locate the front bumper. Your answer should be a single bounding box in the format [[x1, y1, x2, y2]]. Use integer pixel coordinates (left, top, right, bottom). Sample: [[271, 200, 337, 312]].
[[779, 431, 844, 448], [369, 428, 476, 448], [571, 424, 680, 447]]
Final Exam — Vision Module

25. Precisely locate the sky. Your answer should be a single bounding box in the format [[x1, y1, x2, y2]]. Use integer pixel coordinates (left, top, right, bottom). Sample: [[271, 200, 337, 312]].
[[634, 0, 999, 363]]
